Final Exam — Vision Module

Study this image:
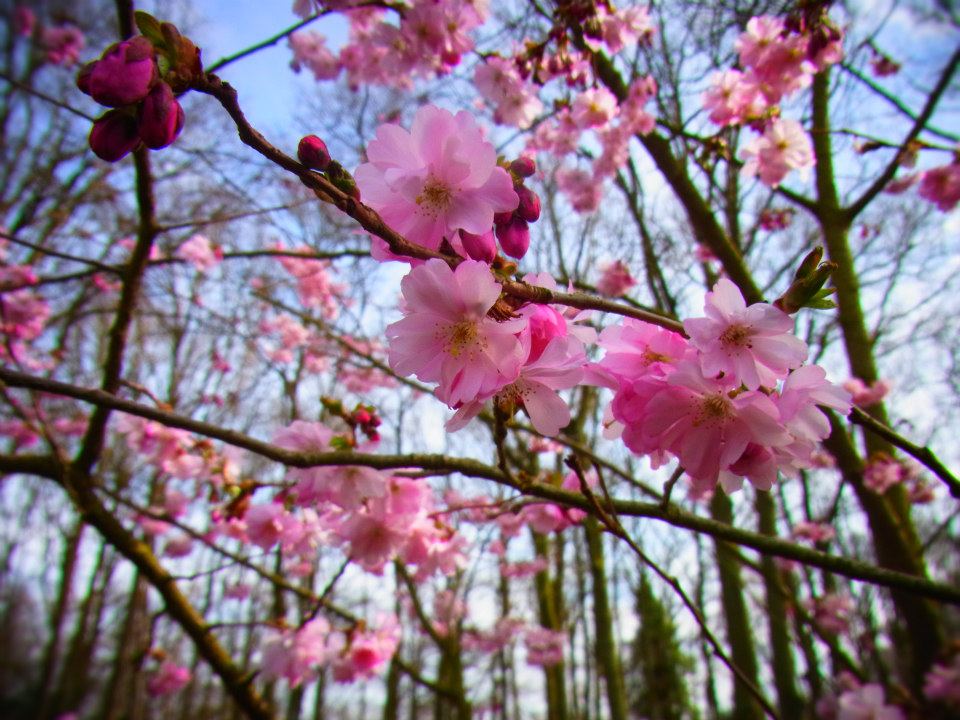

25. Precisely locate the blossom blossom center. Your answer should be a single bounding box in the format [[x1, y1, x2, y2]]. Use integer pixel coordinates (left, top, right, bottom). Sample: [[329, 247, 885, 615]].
[[417, 177, 455, 216], [443, 321, 480, 357], [719, 323, 752, 348], [641, 348, 671, 365], [693, 393, 733, 427]]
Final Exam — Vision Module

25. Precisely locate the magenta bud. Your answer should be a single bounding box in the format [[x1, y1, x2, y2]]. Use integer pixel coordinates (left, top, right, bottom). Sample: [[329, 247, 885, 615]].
[[138, 82, 184, 149], [516, 186, 541, 223], [495, 217, 530, 259], [493, 211, 514, 225], [510, 156, 536, 178], [87, 36, 158, 107], [76, 61, 96, 96], [89, 111, 141, 162], [297, 135, 331, 171], [460, 229, 497, 263]]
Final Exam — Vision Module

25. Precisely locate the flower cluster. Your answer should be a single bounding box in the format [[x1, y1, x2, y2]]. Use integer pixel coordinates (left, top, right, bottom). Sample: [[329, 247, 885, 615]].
[[387, 260, 590, 436], [702, 13, 843, 187], [13, 6, 85, 66], [289, 1, 487, 89], [261, 614, 400, 687], [76, 16, 201, 162], [598, 278, 850, 494]]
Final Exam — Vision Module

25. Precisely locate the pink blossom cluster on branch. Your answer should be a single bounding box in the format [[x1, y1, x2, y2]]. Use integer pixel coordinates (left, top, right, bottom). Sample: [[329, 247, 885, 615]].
[[598, 278, 851, 495], [289, 0, 488, 88]]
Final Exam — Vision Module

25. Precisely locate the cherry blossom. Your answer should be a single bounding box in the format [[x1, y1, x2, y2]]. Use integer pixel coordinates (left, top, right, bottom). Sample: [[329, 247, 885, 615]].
[[146, 661, 191, 697], [596, 260, 637, 297], [925, 655, 960, 707], [843, 377, 891, 407], [684, 278, 808, 390], [524, 626, 565, 667], [175, 234, 222, 273], [355, 106, 518, 251], [386, 259, 526, 407], [571, 87, 619, 129], [836, 683, 904, 720], [918, 163, 960, 212], [741, 119, 815, 188]]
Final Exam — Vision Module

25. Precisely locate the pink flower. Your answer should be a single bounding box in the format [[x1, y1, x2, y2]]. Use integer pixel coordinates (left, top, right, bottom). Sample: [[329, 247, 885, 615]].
[[261, 617, 334, 687], [806, 593, 853, 635], [597, 319, 689, 383], [741, 119, 815, 188], [918, 163, 960, 212], [244, 503, 290, 550], [147, 661, 191, 697], [684, 278, 808, 390], [596, 260, 637, 296], [596, 5, 655, 52], [176, 234, 221, 273], [571, 87, 619, 129], [702, 70, 767, 127], [836, 683, 904, 720], [289, 31, 341, 80], [40, 25, 85, 66], [863, 455, 906, 494], [276, 245, 343, 317], [88, 110, 141, 162], [776, 365, 851, 444], [524, 626, 565, 667], [386, 259, 526, 407], [447, 333, 586, 437], [924, 655, 960, 706], [792, 520, 835, 544], [355, 105, 518, 251], [842, 377, 891, 407], [474, 56, 544, 129], [556, 167, 602, 213], [223, 582, 251, 600], [332, 615, 400, 683]]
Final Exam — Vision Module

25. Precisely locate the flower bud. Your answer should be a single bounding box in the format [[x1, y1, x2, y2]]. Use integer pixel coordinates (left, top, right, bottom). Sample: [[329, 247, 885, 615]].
[[495, 216, 530, 259], [76, 61, 96, 96], [89, 110, 141, 162], [138, 82, 184, 149], [297, 135, 331, 171], [86, 36, 157, 107], [459, 230, 497, 263], [516, 186, 541, 223], [510, 156, 536, 178], [493, 211, 514, 225]]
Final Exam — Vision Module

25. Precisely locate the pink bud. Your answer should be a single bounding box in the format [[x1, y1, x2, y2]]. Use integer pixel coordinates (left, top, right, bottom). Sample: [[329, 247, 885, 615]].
[[459, 230, 497, 263], [89, 110, 141, 162], [495, 217, 530, 259], [138, 82, 184, 149], [298, 135, 331, 171], [516, 186, 541, 223], [86, 37, 157, 107], [510, 156, 536, 178], [493, 211, 514, 225]]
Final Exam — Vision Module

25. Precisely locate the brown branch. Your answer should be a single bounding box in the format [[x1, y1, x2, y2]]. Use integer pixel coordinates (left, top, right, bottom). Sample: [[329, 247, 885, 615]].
[[4, 368, 957, 603]]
